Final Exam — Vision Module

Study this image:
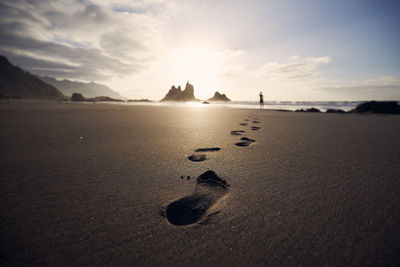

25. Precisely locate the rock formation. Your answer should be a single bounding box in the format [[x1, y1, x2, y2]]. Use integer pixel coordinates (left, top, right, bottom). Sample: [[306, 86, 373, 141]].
[[160, 81, 197, 101], [207, 91, 231, 102], [350, 101, 400, 114], [295, 108, 321, 113]]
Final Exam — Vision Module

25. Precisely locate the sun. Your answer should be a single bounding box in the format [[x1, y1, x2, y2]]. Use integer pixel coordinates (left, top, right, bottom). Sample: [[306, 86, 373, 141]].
[[170, 46, 221, 100]]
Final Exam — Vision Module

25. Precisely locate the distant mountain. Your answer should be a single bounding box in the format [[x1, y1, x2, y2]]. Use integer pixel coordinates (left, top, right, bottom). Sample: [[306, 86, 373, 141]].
[[0, 55, 64, 100], [161, 81, 197, 101], [208, 91, 231, 102], [40, 76, 122, 99]]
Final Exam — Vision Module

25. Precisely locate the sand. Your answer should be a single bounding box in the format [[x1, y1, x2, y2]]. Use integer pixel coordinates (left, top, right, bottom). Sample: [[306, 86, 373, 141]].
[[0, 100, 399, 266]]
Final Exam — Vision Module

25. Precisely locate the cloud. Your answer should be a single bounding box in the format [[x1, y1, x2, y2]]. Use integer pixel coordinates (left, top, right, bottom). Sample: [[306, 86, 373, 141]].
[[219, 65, 244, 77], [256, 56, 331, 81], [0, 0, 165, 81]]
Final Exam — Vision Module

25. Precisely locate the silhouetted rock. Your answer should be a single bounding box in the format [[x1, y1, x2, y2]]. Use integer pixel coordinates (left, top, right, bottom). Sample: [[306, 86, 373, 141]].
[[295, 107, 321, 113], [71, 93, 86, 101], [207, 91, 231, 102], [91, 96, 123, 102], [40, 76, 122, 99], [326, 109, 346, 113], [0, 55, 64, 100], [127, 99, 152, 102], [160, 81, 197, 101], [350, 101, 400, 114]]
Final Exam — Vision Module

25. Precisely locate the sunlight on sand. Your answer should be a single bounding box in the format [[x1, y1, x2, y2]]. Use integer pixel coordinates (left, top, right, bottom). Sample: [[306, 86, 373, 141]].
[[186, 101, 207, 108]]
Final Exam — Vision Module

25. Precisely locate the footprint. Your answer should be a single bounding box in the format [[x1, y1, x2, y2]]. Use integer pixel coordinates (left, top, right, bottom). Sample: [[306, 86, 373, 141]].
[[188, 147, 221, 162], [235, 137, 256, 147], [240, 123, 248, 126], [188, 154, 207, 162], [195, 148, 221, 152], [231, 130, 245, 135], [165, 170, 229, 226], [244, 119, 250, 121], [252, 120, 260, 124], [251, 126, 261, 131]]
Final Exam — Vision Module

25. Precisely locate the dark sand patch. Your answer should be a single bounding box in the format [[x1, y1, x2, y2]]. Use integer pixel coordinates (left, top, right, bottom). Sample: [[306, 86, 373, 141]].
[[231, 130, 245, 135], [195, 147, 221, 152], [235, 137, 256, 147], [251, 126, 261, 131], [165, 170, 229, 226]]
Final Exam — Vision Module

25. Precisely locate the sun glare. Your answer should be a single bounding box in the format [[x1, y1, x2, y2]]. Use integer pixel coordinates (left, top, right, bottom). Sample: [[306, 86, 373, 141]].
[[170, 46, 220, 100]]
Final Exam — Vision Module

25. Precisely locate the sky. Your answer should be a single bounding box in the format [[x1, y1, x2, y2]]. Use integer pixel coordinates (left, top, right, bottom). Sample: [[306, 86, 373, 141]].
[[0, 0, 399, 101]]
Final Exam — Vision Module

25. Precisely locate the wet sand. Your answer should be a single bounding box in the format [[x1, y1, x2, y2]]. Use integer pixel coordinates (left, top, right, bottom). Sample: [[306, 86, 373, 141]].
[[1, 100, 399, 266]]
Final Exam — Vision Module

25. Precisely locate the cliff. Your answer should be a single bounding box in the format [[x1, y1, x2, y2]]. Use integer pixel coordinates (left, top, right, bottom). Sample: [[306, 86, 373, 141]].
[[0, 55, 64, 100]]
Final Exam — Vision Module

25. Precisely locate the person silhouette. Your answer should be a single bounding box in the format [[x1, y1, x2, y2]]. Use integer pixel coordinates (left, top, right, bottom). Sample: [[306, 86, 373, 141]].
[[259, 91, 264, 109]]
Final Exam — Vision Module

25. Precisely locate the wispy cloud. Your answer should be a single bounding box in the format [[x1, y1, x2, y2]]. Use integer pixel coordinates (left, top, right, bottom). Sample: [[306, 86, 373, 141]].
[[256, 56, 331, 80], [0, 0, 165, 80]]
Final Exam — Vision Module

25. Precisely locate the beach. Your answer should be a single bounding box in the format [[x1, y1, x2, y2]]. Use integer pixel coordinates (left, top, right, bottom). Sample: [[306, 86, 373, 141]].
[[1, 100, 399, 266]]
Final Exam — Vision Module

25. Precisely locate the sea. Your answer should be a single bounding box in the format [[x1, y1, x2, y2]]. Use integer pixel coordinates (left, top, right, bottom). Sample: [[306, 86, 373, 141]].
[[123, 101, 365, 112]]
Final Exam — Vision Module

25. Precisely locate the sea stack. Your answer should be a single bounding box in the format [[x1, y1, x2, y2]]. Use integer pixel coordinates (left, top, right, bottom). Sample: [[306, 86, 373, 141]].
[[207, 91, 231, 102], [160, 81, 197, 101]]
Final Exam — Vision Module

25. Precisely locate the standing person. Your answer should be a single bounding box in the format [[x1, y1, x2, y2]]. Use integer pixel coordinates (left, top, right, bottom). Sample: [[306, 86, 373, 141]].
[[259, 91, 264, 109]]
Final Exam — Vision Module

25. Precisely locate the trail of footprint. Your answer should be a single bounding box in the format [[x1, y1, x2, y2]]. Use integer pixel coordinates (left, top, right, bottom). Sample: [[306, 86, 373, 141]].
[[164, 170, 229, 226], [188, 147, 221, 162], [251, 126, 261, 131], [231, 130, 245, 136], [235, 137, 256, 147]]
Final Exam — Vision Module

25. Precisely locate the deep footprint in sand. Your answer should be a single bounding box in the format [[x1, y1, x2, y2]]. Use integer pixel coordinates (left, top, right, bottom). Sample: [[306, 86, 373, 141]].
[[252, 120, 260, 124], [165, 170, 229, 226], [231, 130, 245, 135], [235, 137, 256, 147], [188, 147, 221, 162], [251, 126, 261, 131], [195, 148, 221, 152]]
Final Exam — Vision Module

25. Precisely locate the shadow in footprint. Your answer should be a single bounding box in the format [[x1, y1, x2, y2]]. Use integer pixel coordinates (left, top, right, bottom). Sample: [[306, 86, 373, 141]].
[[244, 119, 250, 121], [252, 121, 260, 124], [188, 154, 207, 162], [235, 137, 256, 147], [165, 170, 229, 226], [188, 147, 221, 162], [195, 148, 220, 152], [251, 126, 261, 131], [231, 130, 245, 135], [240, 123, 248, 126]]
